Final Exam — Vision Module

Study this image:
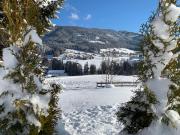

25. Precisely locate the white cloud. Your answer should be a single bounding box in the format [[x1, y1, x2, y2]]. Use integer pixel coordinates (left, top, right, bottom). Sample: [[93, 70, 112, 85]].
[[84, 14, 92, 20], [65, 3, 79, 13], [69, 13, 79, 20]]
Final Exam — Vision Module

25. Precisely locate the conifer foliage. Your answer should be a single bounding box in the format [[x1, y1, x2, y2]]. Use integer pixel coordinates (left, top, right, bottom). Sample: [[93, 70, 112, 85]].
[[0, 0, 64, 135], [116, 86, 157, 134], [116, 0, 180, 134]]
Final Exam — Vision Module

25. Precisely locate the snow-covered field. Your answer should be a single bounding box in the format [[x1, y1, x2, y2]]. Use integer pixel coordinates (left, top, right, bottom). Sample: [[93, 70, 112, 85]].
[[45, 75, 138, 135], [45, 75, 138, 90]]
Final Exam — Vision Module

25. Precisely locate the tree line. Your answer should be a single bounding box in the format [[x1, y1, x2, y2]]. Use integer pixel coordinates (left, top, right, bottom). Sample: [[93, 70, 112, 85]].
[[48, 58, 139, 76]]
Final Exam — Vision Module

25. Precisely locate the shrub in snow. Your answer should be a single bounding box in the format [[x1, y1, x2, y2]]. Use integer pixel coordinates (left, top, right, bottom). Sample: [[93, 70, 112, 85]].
[[116, 0, 180, 134], [0, 0, 64, 134], [116, 87, 157, 134]]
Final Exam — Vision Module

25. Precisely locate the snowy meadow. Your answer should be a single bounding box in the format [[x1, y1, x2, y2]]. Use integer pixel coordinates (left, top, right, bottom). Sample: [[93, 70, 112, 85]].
[[45, 75, 138, 135]]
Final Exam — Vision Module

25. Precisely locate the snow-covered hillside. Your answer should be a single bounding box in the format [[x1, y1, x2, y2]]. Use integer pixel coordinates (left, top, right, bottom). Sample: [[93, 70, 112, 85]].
[[45, 75, 138, 135], [43, 26, 142, 52], [100, 48, 137, 55], [50, 48, 141, 69]]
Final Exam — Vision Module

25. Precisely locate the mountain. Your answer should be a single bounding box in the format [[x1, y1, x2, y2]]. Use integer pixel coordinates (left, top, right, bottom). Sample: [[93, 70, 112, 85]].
[[43, 26, 142, 53]]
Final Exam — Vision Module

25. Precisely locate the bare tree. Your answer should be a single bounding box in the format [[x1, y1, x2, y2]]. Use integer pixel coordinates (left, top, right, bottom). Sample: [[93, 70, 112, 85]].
[[102, 48, 116, 84]]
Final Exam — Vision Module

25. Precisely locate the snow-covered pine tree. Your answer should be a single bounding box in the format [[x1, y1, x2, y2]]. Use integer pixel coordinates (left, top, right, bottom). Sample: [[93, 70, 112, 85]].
[[0, 0, 64, 134], [116, 85, 157, 134], [116, 0, 180, 134], [161, 1, 180, 128]]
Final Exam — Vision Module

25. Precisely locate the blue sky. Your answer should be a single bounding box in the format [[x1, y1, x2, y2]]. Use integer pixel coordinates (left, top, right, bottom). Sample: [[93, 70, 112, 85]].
[[53, 0, 158, 33]]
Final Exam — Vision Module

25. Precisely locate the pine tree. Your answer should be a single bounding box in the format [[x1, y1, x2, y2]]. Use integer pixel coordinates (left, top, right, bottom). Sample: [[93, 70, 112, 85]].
[[0, 0, 64, 134], [123, 61, 132, 75], [116, 86, 157, 134], [90, 64, 96, 74], [84, 62, 89, 75], [101, 61, 107, 74], [77, 63, 83, 75], [52, 58, 64, 70], [116, 0, 180, 134]]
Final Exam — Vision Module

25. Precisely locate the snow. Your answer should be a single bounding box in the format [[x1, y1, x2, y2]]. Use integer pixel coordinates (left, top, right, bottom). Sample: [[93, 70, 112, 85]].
[[59, 86, 133, 113], [65, 49, 83, 53], [95, 36, 100, 40], [0, 61, 3, 66], [100, 48, 136, 55], [59, 48, 138, 69], [147, 78, 171, 116], [152, 4, 180, 41], [106, 34, 114, 38], [2, 46, 19, 69], [0, 73, 51, 129], [148, 50, 173, 79], [0, 26, 48, 129], [106, 34, 119, 41], [60, 105, 121, 135], [0, 67, 50, 122], [106, 84, 115, 88], [152, 40, 164, 50], [63, 49, 94, 57], [47, 70, 66, 77], [45, 75, 138, 90], [89, 40, 105, 44], [0, 69, 22, 118], [45, 75, 138, 134], [139, 120, 180, 135], [63, 56, 103, 69], [150, 3, 179, 79], [167, 40, 177, 51], [0, 1, 178, 134], [26, 114, 41, 127], [33, 75, 42, 90], [152, 16, 170, 40], [165, 110, 180, 126], [30, 94, 50, 116], [77, 34, 82, 37], [35, 0, 58, 7], [24, 27, 42, 46], [59, 90, 132, 135], [140, 2, 180, 135], [166, 4, 180, 22]]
